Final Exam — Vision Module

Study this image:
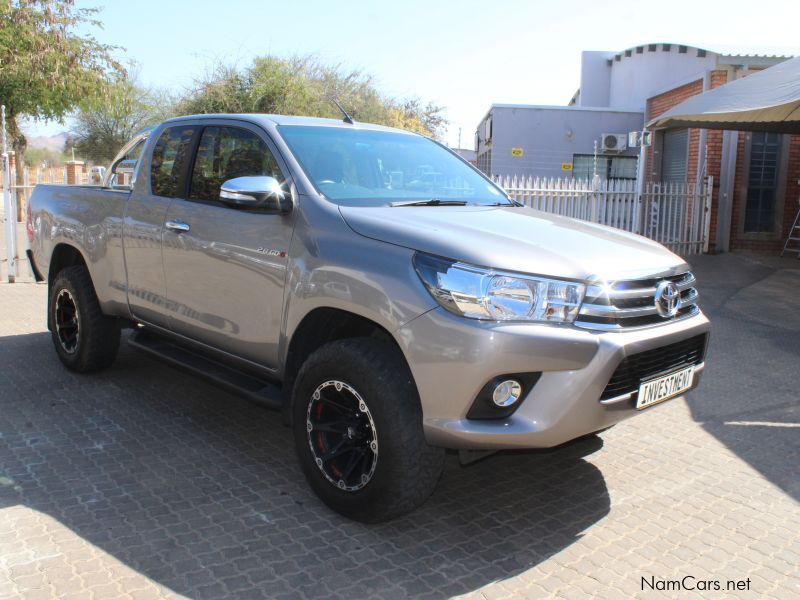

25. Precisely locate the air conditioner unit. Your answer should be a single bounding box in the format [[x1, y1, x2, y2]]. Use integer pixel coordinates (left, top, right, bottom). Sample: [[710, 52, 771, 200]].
[[601, 133, 627, 153]]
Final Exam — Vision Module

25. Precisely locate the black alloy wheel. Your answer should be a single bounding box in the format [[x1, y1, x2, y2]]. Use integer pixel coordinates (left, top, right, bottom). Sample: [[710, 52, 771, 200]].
[[54, 288, 80, 354], [306, 379, 379, 492]]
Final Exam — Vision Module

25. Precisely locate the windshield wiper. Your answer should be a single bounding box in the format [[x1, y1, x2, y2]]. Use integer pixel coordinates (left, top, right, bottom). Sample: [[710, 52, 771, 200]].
[[390, 199, 468, 207]]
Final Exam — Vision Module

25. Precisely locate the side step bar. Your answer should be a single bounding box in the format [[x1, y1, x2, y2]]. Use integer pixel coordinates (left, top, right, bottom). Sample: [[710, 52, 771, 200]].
[[128, 329, 283, 410]]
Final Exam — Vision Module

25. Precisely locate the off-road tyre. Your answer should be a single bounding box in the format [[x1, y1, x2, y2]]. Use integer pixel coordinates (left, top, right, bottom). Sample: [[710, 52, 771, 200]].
[[292, 337, 445, 522], [49, 265, 120, 372]]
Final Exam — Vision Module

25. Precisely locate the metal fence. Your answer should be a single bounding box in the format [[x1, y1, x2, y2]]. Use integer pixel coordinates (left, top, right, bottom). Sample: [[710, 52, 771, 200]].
[[493, 175, 713, 255], [0, 166, 91, 221]]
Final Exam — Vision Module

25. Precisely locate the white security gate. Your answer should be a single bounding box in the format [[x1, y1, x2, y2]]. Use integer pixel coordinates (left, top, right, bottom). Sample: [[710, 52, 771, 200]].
[[493, 175, 713, 255]]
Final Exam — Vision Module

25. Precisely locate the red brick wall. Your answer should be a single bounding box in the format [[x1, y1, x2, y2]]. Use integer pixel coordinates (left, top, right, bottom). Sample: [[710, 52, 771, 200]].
[[647, 69, 798, 253], [703, 71, 729, 249], [645, 79, 704, 182], [646, 75, 728, 246], [647, 79, 705, 120]]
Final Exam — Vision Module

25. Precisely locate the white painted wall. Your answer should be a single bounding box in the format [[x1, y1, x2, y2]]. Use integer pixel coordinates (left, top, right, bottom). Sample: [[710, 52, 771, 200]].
[[608, 47, 717, 110], [477, 106, 643, 178], [578, 45, 718, 111], [578, 51, 614, 108]]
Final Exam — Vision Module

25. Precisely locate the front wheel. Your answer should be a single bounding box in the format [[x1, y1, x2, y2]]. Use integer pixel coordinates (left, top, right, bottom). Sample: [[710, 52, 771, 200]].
[[292, 338, 445, 522]]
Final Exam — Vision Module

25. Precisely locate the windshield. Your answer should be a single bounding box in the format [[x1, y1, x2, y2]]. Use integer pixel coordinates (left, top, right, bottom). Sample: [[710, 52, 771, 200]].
[[279, 125, 510, 207]]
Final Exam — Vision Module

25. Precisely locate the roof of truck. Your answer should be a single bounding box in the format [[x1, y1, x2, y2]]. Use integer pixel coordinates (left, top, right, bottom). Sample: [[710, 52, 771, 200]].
[[161, 113, 416, 134]]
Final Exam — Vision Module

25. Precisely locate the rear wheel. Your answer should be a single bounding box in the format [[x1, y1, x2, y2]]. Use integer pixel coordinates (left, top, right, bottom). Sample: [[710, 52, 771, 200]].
[[49, 265, 120, 372], [292, 338, 445, 522]]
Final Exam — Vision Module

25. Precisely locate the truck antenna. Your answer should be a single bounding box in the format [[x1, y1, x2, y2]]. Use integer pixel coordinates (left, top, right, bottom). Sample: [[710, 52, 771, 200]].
[[330, 98, 355, 125]]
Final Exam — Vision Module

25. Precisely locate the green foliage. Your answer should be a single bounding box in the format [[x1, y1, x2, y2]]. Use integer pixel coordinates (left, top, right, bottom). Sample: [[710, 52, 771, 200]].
[[71, 75, 176, 164], [23, 145, 70, 167], [0, 0, 125, 158], [178, 56, 446, 138]]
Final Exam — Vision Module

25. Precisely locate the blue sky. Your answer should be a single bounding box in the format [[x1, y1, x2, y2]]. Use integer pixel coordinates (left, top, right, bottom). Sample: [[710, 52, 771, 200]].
[[25, 0, 800, 147]]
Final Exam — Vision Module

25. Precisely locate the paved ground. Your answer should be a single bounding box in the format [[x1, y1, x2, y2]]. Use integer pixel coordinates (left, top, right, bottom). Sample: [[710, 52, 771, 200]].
[[0, 252, 798, 599], [0, 223, 32, 284]]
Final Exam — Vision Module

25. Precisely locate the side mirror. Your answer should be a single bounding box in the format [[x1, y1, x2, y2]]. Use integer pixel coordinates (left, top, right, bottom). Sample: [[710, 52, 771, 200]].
[[219, 176, 292, 213]]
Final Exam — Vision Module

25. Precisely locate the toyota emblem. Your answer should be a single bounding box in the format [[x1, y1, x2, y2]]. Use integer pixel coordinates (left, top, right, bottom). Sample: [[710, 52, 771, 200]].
[[654, 281, 680, 318]]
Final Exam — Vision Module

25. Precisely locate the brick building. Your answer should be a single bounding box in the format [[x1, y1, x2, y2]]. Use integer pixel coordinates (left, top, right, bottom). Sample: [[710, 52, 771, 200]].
[[477, 43, 798, 254], [645, 63, 800, 253], [476, 44, 787, 181]]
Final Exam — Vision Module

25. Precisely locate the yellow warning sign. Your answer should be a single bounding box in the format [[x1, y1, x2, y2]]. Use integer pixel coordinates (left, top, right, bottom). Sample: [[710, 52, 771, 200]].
[[511, 148, 524, 157], [561, 162, 573, 171]]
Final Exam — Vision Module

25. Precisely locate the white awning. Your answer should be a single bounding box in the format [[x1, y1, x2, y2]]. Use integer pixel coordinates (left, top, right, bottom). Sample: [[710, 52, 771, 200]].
[[648, 56, 800, 133]]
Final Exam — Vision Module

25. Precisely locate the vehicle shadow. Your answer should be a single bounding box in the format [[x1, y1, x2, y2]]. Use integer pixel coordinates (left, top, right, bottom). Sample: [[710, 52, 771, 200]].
[[0, 331, 610, 599], [686, 253, 800, 502]]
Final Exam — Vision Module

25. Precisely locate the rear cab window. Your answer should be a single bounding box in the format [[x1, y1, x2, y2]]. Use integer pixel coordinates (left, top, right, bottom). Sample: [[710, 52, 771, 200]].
[[150, 125, 197, 198]]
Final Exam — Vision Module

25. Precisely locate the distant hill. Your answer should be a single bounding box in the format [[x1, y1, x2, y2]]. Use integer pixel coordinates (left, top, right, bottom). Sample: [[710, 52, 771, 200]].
[[27, 133, 69, 152]]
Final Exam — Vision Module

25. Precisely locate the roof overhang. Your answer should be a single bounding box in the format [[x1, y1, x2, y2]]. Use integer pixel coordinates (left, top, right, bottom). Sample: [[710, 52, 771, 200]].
[[648, 56, 800, 133]]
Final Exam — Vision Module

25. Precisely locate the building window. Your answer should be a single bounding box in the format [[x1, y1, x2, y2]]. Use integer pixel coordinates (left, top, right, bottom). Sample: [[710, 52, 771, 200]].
[[477, 149, 492, 176], [572, 154, 637, 180], [648, 44, 657, 52], [662, 44, 671, 52], [678, 45, 688, 54], [744, 132, 782, 233], [661, 129, 689, 182]]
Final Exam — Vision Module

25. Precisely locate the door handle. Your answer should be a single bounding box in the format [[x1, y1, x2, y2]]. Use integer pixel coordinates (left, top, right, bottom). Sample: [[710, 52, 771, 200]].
[[165, 220, 190, 233]]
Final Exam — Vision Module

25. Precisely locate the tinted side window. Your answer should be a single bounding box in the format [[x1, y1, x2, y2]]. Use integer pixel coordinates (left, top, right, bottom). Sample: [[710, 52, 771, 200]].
[[189, 126, 282, 202], [150, 126, 196, 198]]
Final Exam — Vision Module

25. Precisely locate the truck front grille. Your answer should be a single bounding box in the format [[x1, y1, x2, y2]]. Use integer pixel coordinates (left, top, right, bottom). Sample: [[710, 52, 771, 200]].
[[600, 333, 708, 401], [575, 271, 699, 331]]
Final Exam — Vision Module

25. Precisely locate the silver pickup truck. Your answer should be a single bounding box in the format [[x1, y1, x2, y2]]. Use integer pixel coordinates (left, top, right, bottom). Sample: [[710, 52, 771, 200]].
[[28, 114, 710, 521]]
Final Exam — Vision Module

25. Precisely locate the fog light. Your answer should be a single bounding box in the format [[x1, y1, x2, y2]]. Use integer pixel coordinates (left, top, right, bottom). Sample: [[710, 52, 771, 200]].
[[492, 380, 522, 407]]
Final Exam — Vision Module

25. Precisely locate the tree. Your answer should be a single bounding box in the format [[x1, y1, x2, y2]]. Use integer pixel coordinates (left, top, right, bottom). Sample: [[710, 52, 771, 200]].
[[178, 55, 447, 139], [0, 0, 124, 205], [71, 76, 175, 164]]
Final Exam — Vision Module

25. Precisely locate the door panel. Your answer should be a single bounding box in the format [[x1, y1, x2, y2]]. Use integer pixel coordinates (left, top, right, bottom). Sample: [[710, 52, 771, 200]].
[[124, 124, 197, 325], [161, 123, 293, 368], [162, 202, 291, 366]]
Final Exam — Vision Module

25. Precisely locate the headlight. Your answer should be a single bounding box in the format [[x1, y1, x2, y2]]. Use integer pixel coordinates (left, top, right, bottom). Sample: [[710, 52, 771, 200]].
[[413, 252, 585, 323]]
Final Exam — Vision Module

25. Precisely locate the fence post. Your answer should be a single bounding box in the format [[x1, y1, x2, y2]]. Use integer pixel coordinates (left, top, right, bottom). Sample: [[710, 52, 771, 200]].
[[590, 175, 600, 222], [65, 160, 84, 185], [2, 105, 17, 283], [702, 176, 714, 254]]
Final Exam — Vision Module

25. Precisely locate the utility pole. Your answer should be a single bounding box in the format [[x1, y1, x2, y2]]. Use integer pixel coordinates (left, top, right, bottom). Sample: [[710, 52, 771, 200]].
[[2, 105, 17, 283]]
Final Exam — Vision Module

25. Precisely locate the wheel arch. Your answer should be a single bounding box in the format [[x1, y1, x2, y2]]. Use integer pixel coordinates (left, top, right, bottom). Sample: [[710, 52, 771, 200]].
[[282, 307, 413, 423], [48, 243, 89, 286]]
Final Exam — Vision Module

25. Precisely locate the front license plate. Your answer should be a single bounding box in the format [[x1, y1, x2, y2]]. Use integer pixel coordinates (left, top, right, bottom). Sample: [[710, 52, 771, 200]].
[[636, 365, 695, 410]]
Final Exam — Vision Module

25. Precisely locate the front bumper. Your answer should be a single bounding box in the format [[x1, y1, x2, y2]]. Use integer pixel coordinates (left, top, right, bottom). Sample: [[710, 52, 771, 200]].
[[396, 307, 710, 450]]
